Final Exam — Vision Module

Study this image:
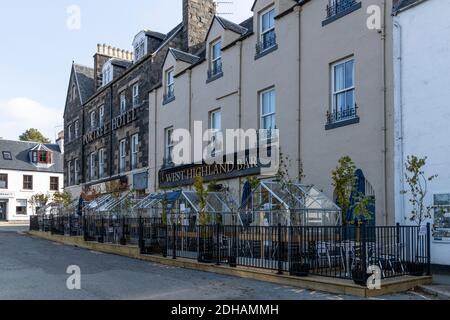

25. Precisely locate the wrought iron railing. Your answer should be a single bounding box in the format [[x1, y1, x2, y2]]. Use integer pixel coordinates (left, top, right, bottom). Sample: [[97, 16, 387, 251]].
[[326, 0, 358, 19], [207, 60, 223, 80], [256, 31, 277, 56], [327, 106, 358, 125], [163, 89, 175, 104], [32, 215, 432, 284]]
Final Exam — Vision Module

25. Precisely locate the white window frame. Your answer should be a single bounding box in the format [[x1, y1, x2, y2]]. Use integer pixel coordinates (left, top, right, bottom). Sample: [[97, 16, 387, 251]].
[[74, 120, 79, 138], [166, 68, 175, 98], [120, 93, 127, 114], [90, 111, 96, 130], [165, 127, 174, 165], [119, 139, 126, 172], [260, 6, 276, 49], [134, 39, 145, 61], [210, 109, 222, 155], [68, 124, 73, 142], [99, 105, 105, 127], [102, 63, 112, 86], [90, 153, 96, 180], [133, 84, 139, 108], [331, 57, 355, 115], [260, 88, 276, 130], [210, 40, 222, 74], [68, 160, 73, 185], [131, 134, 139, 170], [74, 158, 79, 185], [98, 149, 105, 178]]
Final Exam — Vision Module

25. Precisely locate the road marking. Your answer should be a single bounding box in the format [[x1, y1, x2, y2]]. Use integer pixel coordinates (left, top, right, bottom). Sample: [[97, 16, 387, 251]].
[[409, 291, 431, 300]]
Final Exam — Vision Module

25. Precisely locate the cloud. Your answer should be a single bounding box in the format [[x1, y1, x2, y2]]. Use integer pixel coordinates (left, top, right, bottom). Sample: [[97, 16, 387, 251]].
[[0, 98, 63, 142]]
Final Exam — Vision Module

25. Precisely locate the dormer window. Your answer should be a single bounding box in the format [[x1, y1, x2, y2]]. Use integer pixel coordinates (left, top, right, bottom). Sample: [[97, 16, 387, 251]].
[[102, 61, 113, 86], [133, 31, 148, 62], [207, 40, 223, 82], [163, 68, 175, 105], [135, 39, 145, 61], [29, 144, 53, 167]]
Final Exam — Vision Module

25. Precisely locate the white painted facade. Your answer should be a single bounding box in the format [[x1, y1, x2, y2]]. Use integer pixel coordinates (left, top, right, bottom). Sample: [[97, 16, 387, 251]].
[[393, 0, 450, 265], [0, 169, 63, 222]]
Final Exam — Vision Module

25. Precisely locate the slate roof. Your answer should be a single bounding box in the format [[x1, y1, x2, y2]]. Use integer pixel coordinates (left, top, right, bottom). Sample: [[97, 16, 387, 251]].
[[0, 140, 63, 173], [170, 48, 201, 64], [239, 17, 254, 35], [73, 64, 95, 104], [216, 16, 248, 35], [393, 0, 427, 14], [145, 30, 167, 40], [110, 58, 133, 69]]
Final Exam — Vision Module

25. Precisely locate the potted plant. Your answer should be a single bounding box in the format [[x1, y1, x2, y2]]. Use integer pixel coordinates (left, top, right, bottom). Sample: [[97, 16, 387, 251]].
[[352, 264, 370, 286], [290, 251, 310, 277]]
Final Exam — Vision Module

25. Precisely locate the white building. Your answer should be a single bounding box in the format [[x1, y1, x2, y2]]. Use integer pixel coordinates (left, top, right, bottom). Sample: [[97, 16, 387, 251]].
[[0, 139, 64, 222], [393, 0, 450, 266]]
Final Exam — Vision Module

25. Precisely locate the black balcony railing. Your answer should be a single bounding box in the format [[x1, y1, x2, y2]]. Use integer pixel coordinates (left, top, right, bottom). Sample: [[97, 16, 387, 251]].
[[327, 106, 358, 125], [326, 0, 358, 19], [163, 89, 175, 105], [256, 31, 277, 56], [207, 60, 223, 81]]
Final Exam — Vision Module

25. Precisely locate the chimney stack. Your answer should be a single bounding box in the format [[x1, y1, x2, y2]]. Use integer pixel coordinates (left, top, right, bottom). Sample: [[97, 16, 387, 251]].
[[94, 43, 134, 89], [183, 0, 216, 53]]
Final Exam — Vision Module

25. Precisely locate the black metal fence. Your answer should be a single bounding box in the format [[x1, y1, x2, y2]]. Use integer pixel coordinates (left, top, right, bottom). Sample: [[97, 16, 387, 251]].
[[30, 216, 431, 285]]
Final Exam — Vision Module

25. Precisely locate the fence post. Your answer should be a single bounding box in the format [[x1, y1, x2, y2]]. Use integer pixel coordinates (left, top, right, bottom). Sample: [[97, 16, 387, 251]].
[[83, 216, 87, 241], [172, 223, 176, 259], [120, 217, 127, 245], [216, 223, 221, 266], [426, 222, 431, 276], [230, 224, 237, 268], [139, 217, 144, 254], [361, 224, 367, 278], [277, 223, 283, 275]]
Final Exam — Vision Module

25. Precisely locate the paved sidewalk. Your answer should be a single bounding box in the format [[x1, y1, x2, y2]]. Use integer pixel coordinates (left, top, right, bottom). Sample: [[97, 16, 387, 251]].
[[419, 274, 450, 300]]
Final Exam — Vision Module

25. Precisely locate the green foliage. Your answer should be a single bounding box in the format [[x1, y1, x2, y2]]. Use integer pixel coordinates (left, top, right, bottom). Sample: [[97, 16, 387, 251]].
[[332, 156, 357, 224], [29, 193, 50, 214], [52, 191, 72, 208], [19, 128, 51, 143], [401, 155, 438, 227], [194, 176, 210, 225], [350, 193, 373, 226]]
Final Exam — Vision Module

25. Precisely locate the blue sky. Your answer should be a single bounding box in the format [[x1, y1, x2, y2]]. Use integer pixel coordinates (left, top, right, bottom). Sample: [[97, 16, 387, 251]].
[[0, 0, 253, 142]]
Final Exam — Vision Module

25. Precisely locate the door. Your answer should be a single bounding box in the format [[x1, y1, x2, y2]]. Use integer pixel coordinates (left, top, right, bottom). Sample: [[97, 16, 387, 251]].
[[0, 201, 7, 221]]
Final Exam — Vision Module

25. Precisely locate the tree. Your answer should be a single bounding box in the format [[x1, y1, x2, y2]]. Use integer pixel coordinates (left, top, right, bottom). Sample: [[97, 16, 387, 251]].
[[194, 176, 210, 225], [332, 156, 357, 225], [401, 155, 438, 227], [19, 128, 51, 143], [52, 191, 73, 209], [29, 193, 50, 215]]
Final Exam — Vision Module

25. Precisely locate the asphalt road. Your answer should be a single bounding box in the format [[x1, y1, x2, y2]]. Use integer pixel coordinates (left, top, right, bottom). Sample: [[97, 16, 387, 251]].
[[0, 226, 435, 300]]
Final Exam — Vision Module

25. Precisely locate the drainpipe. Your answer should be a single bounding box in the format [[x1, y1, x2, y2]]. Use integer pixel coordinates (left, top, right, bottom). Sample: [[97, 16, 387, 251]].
[[238, 40, 243, 197], [295, 5, 302, 182], [153, 90, 158, 190], [381, 0, 388, 226], [393, 19, 406, 223]]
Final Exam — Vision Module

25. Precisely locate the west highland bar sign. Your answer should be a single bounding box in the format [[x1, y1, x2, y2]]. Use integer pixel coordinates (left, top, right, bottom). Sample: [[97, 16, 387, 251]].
[[83, 107, 139, 145], [158, 157, 261, 188]]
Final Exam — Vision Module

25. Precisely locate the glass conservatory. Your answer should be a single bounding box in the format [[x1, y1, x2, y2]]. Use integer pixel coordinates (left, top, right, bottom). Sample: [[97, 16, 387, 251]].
[[133, 190, 238, 225], [239, 180, 341, 227]]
